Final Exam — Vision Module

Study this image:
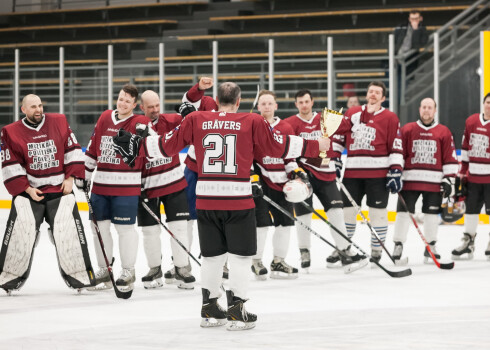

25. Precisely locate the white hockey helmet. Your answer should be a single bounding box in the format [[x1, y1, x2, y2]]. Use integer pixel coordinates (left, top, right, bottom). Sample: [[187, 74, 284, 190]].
[[283, 178, 313, 203]]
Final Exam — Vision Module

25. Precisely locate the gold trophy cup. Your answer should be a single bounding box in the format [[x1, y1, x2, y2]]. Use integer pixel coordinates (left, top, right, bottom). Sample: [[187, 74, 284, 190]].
[[317, 107, 344, 166]]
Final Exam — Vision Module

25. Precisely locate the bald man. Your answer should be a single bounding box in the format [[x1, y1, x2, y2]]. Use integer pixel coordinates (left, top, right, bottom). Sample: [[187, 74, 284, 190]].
[[392, 97, 458, 263], [0, 94, 95, 294], [137, 90, 194, 289]]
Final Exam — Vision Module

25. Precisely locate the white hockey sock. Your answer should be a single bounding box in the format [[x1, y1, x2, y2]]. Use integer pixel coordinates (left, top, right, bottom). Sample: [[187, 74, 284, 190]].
[[201, 253, 227, 299], [393, 211, 410, 243], [326, 208, 350, 250], [114, 224, 138, 269], [464, 214, 479, 235], [168, 220, 189, 267], [228, 253, 252, 300], [253, 226, 269, 260], [423, 214, 440, 243], [187, 219, 195, 250], [369, 207, 388, 250], [296, 213, 311, 249], [142, 225, 162, 268], [272, 225, 292, 259], [92, 220, 112, 268], [344, 206, 358, 239]]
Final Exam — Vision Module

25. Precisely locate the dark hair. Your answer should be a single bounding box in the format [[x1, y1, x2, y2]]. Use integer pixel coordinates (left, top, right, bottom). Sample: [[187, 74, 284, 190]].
[[294, 89, 313, 101], [217, 82, 241, 105], [121, 84, 139, 103], [484, 92, 490, 104], [258, 89, 277, 101], [409, 10, 421, 16], [367, 81, 387, 97]]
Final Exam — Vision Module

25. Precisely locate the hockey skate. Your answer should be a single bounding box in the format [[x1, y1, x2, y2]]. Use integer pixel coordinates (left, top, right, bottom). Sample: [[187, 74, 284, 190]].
[[424, 241, 441, 264], [175, 265, 195, 290], [222, 265, 229, 280], [251, 259, 268, 280], [164, 263, 191, 285], [87, 267, 112, 291], [452, 233, 475, 260], [226, 290, 257, 331], [370, 249, 382, 267], [299, 248, 311, 271], [486, 238, 490, 261], [115, 268, 135, 291], [340, 248, 368, 274], [326, 250, 341, 268], [270, 258, 298, 279], [142, 266, 163, 289], [200, 288, 227, 328], [392, 242, 408, 266]]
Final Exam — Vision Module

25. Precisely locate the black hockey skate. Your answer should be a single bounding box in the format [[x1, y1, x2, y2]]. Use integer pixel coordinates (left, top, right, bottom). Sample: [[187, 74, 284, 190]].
[[200, 288, 227, 327], [270, 258, 298, 279], [115, 268, 135, 290], [222, 264, 229, 280], [452, 233, 475, 260], [486, 239, 490, 261], [326, 250, 341, 268], [299, 248, 311, 270], [424, 241, 441, 264], [251, 259, 268, 280], [370, 249, 382, 267], [226, 290, 257, 331], [175, 265, 195, 290], [142, 266, 163, 289], [88, 258, 115, 291], [392, 242, 409, 266], [340, 248, 368, 274]]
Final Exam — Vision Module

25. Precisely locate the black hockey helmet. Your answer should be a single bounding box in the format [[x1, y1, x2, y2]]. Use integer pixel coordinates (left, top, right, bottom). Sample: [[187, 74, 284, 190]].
[[440, 198, 465, 223]]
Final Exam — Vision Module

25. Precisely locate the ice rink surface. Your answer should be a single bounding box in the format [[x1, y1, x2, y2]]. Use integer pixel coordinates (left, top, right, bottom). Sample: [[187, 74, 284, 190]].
[[1, 209, 490, 350]]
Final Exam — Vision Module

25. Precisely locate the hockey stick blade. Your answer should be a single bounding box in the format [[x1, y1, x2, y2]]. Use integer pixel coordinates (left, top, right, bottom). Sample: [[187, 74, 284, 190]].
[[373, 261, 412, 278], [437, 261, 455, 270]]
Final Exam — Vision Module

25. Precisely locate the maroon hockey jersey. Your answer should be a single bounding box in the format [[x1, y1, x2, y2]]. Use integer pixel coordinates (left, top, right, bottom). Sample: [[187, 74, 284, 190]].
[[84, 110, 151, 196], [1, 113, 84, 197], [142, 113, 187, 198], [401, 120, 458, 192], [285, 112, 336, 182], [460, 113, 490, 184], [332, 105, 403, 178], [142, 111, 320, 210]]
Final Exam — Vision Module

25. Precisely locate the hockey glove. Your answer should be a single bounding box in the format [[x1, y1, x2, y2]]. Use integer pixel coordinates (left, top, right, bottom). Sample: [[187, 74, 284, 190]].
[[441, 176, 455, 198], [386, 168, 403, 194], [75, 178, 90, 193], [177, 102, 196, 118], [251, 174, 263, 198], [454, 175, 467, 198], [289, 167, 308, 181], [112, 128, 143, 168], [332, 158, 343, 179]]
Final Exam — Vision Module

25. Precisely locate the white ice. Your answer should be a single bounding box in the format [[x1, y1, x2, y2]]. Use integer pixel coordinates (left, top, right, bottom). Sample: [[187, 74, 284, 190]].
[[1, 209, 490, 350]]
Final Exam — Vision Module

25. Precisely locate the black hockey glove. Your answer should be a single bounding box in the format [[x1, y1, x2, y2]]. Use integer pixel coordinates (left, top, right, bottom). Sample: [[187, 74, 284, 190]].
[[75, 178, 90, 193], [386, 168, 403, 194], [441, 176, 455, 198], [289, 167, 308, 181], [176, 102, 196, 118], [332, 158, 343, 179], [112, 128, 143, 168], [251, 174, 263, 198]]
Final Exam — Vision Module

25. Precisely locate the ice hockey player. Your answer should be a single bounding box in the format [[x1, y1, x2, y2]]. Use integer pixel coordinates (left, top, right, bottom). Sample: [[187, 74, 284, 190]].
[[0, 94, 95, 295], [83, 84, 152, 291], [138, 90, 194, 289], [285, 89, 365, 270], [452, 92, 490, 260], [392, 97, 458, 263], [333, 81, 404, 264], [113, 82, 330, 330]]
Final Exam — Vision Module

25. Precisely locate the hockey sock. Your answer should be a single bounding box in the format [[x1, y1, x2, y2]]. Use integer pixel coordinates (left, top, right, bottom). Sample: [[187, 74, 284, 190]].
[[326, 208, 350, 250], [187, 219, 195, 250], [168, 220, 189, 267], [142, 225, 162, 268], [344, 206, 357, 239], [296, 213, 311, 249], [253, 226, 269, 260], [92, 220, 112, 268], [201, 253, 227, 299], [228, 253, 252, 300], [114, 224, 138, 269], [369, 207, 388, 250], [463, 214, 479, 236], [423, 214, 440, 243], [272, 225, 291, 259], [393, 211, 410, 243]]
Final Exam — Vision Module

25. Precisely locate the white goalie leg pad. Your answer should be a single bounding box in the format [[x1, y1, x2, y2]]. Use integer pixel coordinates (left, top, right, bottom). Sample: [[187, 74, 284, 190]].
[[0, 196, 37, 288], [228, 253, 252, 300], [272, 225, 291, 259], [393, 212, 410, 243], [202, 253, 227, 299], [187, 219, 195, 250], [168, 220, 189, 267], [464, 214, 479, 235], [51, 194, 90, 285], [253, 227, 269, 260], [344, 206, 358, 238], [142, 225, 162, 268], [92, 220, 112, 268], [296, 213, 311, 249], [115, 224, 138, 269], [423, 214, 440, 243], [369, 207, 388, 249], [326, 208, 350, 251]]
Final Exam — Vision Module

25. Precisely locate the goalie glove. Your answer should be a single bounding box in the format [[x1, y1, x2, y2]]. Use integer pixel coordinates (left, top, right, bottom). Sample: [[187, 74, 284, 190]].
[[386, 168, 403, 194], [75, 178, 90, 193], [250, 174, 263, 198], [332, 157, 342, 178], [176, 102, 196, 118], [441, 176, 455, 198], [112, 128, 143, 168]]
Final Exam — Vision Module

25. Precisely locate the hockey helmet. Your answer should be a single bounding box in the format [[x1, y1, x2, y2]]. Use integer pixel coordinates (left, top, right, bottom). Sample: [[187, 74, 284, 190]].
[[441, 199, 466, 223], [283, 178, 313, 203]]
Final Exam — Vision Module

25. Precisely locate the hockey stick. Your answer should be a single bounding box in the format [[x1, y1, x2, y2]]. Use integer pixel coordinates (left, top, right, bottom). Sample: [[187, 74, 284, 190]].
[[261, 195, 367, 274], [299, 201, 412, 278], [398, 194, 455, 270], [337, 179, 405, 265], [249, 84, 260, 113], [84, 190, 133, 299]]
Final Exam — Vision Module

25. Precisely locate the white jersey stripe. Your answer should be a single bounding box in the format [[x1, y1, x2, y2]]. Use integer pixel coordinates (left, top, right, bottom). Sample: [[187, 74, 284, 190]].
[[94, 170, 141, 185], [196, 180, 251, 197], [469, 163, 490, 175], [145, 135, 165, 159], [461, 149, 469, 162], [143, 166, 185, 190], [442, 163, 459, 176], [64, 148, 84, 165], [402, 169, 443, 183], [284, 135, 305, 159], [2, 163, 27, 181], [345, 156, 390, 169], [27, 173, 65, 188], [256, 164, 288, 184]]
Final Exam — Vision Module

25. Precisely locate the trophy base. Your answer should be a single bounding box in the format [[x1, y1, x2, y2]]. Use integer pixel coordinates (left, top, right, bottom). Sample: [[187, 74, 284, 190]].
[[305, 157, 331, 168]]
